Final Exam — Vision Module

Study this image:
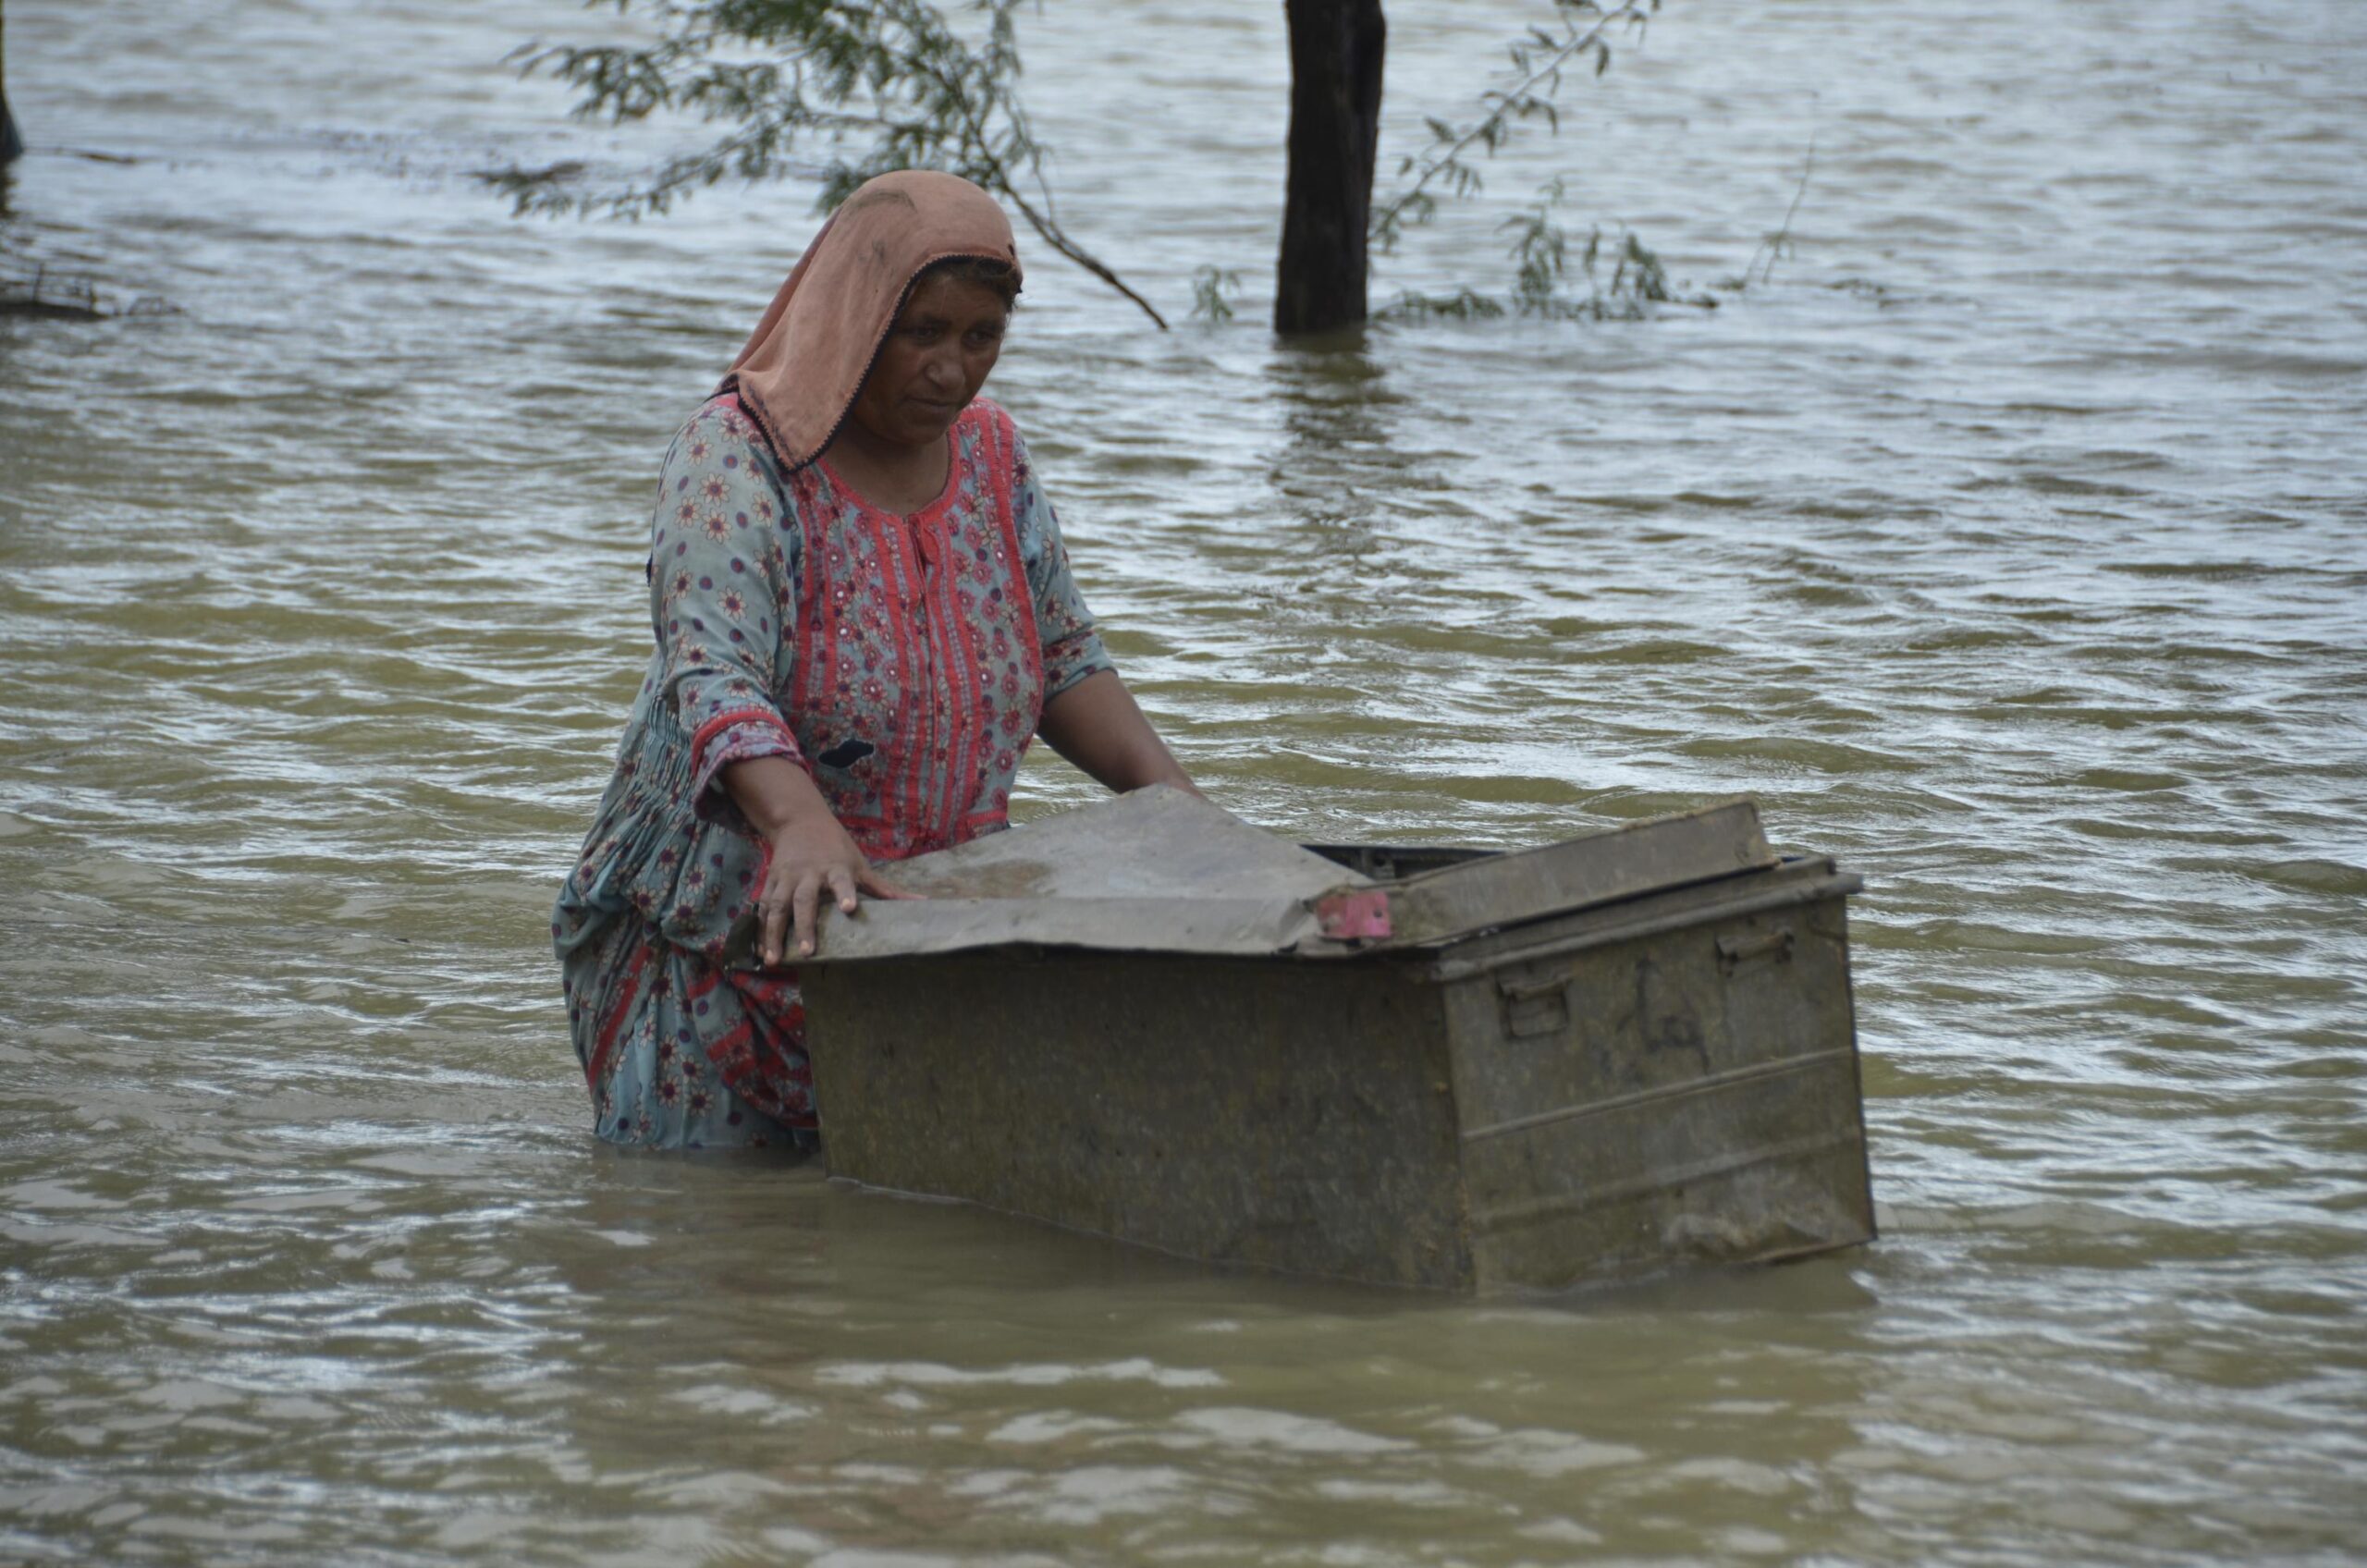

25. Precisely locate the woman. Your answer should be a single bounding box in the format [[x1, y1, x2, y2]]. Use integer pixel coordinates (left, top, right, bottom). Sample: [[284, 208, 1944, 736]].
[[553, 170, 1195, 1150]]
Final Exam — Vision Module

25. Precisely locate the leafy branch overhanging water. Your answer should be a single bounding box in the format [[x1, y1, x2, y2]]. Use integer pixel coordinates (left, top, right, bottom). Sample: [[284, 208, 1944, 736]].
[[497, 0, 1170, 326], [497, 1, 1686, 331]]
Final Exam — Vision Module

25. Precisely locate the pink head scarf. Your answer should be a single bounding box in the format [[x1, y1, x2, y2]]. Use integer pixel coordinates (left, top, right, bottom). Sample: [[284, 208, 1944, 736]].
[[718, 169, 1023, 471]]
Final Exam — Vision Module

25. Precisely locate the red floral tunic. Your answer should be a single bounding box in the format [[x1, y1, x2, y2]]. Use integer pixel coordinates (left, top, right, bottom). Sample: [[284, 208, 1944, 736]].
[[553, 393, 1112, 1147]]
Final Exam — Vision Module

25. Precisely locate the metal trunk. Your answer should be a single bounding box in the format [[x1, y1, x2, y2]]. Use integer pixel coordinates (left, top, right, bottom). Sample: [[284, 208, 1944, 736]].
[[786, 789, 1874, 1292]]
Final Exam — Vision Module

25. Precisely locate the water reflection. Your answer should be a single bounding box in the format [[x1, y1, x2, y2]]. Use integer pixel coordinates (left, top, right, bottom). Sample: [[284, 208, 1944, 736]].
[[549, 1163, 1898, 1561], [1266, 331, 1403, 534]]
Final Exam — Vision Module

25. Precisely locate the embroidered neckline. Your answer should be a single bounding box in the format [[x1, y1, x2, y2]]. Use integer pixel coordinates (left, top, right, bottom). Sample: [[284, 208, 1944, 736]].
[[812, 419, 968, 524]]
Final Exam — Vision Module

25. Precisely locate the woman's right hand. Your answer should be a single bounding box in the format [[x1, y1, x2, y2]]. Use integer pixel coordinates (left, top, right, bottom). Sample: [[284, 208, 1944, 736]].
[[722, 754, 914, 964], [754, 811, 912, 964]]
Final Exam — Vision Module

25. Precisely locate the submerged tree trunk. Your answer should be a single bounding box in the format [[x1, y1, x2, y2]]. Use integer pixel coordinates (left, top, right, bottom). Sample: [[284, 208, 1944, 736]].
[[1, 0, 22, 168], [1274, 0, 1384, 335]]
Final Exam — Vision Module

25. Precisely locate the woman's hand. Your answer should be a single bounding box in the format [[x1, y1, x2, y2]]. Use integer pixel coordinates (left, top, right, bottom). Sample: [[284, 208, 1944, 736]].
[[755, 811, 910, 964], [722, 755, 914, 964]]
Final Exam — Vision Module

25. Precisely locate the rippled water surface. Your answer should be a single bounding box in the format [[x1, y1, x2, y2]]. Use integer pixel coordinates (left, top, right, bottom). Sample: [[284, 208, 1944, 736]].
[[4, 0, 2365, 1562]]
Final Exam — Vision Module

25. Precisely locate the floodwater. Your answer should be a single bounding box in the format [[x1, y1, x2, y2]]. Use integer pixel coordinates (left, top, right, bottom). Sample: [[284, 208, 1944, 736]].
[[3, 0, 2363, 1561]]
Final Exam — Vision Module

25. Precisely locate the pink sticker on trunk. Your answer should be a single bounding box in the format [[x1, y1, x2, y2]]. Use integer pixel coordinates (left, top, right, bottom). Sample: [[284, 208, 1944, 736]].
[[1317, 888, 1394, 941]]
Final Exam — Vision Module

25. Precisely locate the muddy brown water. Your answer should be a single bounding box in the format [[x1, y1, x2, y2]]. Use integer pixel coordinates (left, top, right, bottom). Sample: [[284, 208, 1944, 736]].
[[3, 1, 2363, 1562]]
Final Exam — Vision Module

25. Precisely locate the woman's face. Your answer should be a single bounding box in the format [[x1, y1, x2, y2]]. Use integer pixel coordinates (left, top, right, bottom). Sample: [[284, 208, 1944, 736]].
[[847, 272, 1011, 451]]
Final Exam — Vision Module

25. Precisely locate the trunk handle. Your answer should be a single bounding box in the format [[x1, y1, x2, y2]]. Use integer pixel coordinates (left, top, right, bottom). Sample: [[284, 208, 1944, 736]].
[[1717, 927, 1796, 970], [1495, 968, 1574, 1038]]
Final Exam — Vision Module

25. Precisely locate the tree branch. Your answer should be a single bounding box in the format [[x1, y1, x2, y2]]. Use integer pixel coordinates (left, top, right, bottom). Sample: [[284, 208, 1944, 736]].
[[1371, 0, 1658, 250], [502, 0, 1168, 325], [906, 52, 1170, 327]]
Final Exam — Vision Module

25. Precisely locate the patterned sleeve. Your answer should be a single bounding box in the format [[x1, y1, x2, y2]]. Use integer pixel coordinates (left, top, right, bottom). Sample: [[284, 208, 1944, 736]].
[[644, 398, 805, 814], [1009, 428, 1117, 701]]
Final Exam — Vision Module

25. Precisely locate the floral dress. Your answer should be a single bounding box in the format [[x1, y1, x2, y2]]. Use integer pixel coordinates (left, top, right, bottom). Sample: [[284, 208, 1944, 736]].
[[552, 393, 1113, 1148]]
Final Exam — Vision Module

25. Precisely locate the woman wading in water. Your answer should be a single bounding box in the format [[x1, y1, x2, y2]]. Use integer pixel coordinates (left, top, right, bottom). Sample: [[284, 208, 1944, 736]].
[[553, 171, 1195, 1149]]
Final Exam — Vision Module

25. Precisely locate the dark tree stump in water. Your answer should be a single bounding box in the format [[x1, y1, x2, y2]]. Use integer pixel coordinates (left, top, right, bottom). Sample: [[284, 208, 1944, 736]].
[[1275, 0, 1385, 335], [2, 0, 20, 167]]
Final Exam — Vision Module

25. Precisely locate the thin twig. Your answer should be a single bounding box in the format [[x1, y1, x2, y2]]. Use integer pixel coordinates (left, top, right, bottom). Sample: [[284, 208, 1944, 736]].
[[913, 55, 1169, 327], [1371, 1, 1652, 243], [1746, 133, 1814, 287]]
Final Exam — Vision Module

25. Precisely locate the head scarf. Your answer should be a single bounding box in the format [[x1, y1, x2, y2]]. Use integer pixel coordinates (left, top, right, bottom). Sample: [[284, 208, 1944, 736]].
[[719, 169, 1023, 471]]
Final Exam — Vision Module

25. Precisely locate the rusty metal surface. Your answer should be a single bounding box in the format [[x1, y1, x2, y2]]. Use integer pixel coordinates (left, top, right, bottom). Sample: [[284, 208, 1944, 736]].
[[882, 786, 1367, 901], [773, 790, 1778, 965], [1330, 798, 1780, 949], [1434, 864, 1873, 1290], [781, 895, 1334, 963], [797, 795, 1873, 1292], [803, 952, 1475, 1289], [754, 786, 1367, 962]]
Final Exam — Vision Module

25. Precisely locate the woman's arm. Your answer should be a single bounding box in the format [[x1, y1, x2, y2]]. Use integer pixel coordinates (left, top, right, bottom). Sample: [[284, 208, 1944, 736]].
[[723, 755, 908, 964], [1037, 668, 1197, 797], [1003, 421, 1196, 798], [650, 403, 803, 808], [652, 401, 906, 962]]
